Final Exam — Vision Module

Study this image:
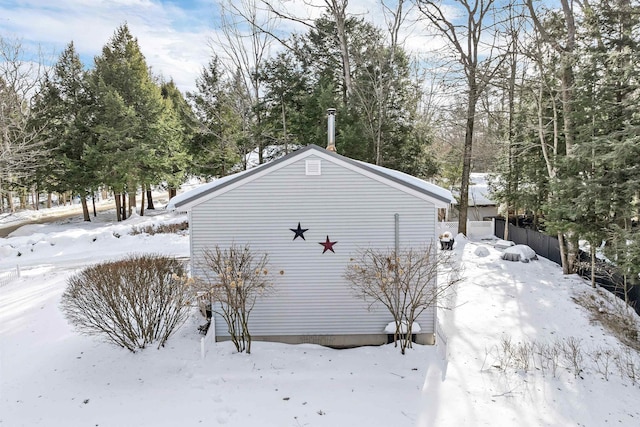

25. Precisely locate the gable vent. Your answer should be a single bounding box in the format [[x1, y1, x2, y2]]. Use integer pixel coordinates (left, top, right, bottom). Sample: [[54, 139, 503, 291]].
[[305, 159, 321, 175]]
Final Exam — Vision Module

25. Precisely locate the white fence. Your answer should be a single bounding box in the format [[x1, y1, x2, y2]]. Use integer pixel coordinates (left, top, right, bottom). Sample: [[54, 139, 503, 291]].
[[0, 265, 21, 287], [439, 219, 495, 240]]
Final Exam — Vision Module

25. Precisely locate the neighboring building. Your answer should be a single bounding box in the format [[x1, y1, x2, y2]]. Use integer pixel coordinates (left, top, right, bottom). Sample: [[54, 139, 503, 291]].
[[449, 173, 499, 221], [168, 144, 453, 347]]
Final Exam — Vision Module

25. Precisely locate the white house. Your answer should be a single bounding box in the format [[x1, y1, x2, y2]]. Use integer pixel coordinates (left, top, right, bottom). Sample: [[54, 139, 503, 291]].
[[168, 144, 453, 347], [449, 173, 499, 222]]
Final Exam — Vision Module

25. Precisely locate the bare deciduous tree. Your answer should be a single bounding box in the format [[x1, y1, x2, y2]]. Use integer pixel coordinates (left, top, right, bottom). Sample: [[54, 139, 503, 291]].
[[0, 36, 49, 212], [351, 0, 414, 165], [416, 0, 507, 236], [260, 0, 353, 103], [213, 0, 277, 165], [344, 244, 461, 354], [525, 0, 580, 274]]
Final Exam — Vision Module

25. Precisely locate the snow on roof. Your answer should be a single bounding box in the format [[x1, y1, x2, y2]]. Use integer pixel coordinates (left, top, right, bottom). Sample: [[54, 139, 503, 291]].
[[167, 145, 454, 210], [166, 163, 268, 211], [450, 173, 496, 206], [358, 161, 454, 205], [468, 173, 495, 206]]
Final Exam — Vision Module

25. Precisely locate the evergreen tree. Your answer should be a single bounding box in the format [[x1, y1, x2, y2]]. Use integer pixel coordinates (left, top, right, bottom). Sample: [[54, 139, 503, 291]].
[[260, 51, 313, 153], [90, 24, 168, 220], [186, 57, 241, 178], [260, 15, 425, 174], [151, 80, 192, 204], [31, 42, 95, 220]]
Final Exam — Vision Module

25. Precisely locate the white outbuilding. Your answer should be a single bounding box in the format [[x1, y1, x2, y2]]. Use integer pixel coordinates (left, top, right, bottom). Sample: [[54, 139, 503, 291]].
[[168, 144, 453, 347]]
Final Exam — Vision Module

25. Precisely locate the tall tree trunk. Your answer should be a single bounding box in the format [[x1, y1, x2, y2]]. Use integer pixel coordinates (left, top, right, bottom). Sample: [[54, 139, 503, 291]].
[[7, 192, 14, 213], [122, 193, 127, 220], [504, 39, 518, 240], [128, 191, 136, 217], [115, 193, 122, 222], [527, 0, 578, 274], [590, 243, 596, 289], [80, 195, 90, 222], [47, 192, 52, 209], [558, 231, 570, 275], [140, 187, 145, 217], [281, 99, 289, 154], [146, 185, 155, 210], [326, 0, 352, 103], [458, 85, 478, 237], [92, 194, 97, 217]]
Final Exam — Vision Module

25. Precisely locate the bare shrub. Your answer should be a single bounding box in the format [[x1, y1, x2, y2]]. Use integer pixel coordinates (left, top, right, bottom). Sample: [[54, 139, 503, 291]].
[[496, 336, 515, 370], [591, 347, 615, 381], [130, 221, 189, 236], [344, 244, 462, 354], [543, 340, 562, 379], [615, 347, 639, 385], [515, 341, 535, 372], [487, 336, 640, 386], [491, 337, 537, 373], [60, 254, 191, 352], [534, 342, 550, 376], [490, 337, 574, 379], [561, 337, 584, 378], [573, 290, 640, 351], [195, 244, 279, 354]]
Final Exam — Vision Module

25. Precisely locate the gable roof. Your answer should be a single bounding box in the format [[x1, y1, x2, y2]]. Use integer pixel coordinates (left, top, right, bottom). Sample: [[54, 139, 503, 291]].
[[450, 173, 497, 207], [468, 173, 496, 206], [167, 144, 454, 211]]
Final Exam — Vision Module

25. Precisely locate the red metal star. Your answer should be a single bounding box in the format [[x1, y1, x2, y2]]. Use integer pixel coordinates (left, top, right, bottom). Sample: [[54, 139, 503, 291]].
[[319, 236, 337, 253]]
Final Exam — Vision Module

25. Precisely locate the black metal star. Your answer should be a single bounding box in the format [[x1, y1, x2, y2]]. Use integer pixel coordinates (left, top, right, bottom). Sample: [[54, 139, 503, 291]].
[[290, 222, 309, 240], [319, 235, 337, 253]]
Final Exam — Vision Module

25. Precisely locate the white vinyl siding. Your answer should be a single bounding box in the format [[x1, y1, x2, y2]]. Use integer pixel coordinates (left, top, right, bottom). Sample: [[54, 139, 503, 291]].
[[190, 154, 438, 338]]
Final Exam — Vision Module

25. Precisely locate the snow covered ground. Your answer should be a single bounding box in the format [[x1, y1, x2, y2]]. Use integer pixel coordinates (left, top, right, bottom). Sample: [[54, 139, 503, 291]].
[[1, 206, 640, 426]]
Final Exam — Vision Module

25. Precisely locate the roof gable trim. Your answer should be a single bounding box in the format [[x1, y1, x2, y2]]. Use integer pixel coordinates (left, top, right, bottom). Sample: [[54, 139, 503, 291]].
[[170, 145, 453, 210]]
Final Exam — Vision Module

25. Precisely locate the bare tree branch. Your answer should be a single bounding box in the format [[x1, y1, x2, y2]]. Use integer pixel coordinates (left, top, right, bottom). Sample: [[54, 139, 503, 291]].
[[0, 36, 51, 212]]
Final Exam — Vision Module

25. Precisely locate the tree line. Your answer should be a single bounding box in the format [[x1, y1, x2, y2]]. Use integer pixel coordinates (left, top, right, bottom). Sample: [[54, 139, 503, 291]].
[[1, 0, 638, 285]]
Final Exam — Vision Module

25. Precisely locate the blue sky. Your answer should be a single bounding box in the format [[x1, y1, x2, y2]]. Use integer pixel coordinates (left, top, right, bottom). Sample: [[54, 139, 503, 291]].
[[0, 0, 217, 93], [0, 1, 531, 95], [0, 0, 416, 94]]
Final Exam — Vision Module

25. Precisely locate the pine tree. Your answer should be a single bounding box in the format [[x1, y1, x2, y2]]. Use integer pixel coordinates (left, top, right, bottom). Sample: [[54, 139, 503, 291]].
[[156, 80, 192, 203], [31, 42, 96, 220], [186, 57, 241, 178], [90, 24, 168, 220]]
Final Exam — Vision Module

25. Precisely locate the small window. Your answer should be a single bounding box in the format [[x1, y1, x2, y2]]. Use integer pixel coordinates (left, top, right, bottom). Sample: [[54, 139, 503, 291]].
[[305, 159, 321, 175]]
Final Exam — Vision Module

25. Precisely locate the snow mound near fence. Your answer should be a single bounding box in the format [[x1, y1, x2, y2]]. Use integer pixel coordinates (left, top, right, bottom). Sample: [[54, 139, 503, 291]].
[[502, 244, 538, 263], [474, 245, 490, 257]]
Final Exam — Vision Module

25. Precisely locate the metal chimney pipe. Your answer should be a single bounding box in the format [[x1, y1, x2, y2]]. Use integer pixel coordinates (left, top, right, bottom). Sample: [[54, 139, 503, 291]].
[[327, 108, 336, 152]]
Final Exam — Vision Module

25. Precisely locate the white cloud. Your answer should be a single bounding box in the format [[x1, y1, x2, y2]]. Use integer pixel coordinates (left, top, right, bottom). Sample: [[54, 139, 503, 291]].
[[0, 0, 467, 95], [0, 0, 214, 93]]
